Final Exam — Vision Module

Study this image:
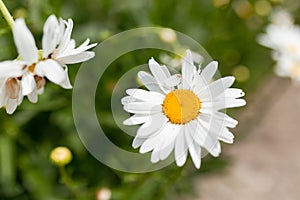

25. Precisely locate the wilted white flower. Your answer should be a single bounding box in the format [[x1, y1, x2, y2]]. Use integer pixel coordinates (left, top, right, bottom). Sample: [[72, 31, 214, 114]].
[[0, 15, 96, 114], [122, 50, 246, 169]]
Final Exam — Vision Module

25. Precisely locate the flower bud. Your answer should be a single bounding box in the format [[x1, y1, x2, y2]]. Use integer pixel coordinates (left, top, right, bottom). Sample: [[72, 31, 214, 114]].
[[159, 28, 177, 43], [50, 146, 72, 166], [96, 188, 111, 200]]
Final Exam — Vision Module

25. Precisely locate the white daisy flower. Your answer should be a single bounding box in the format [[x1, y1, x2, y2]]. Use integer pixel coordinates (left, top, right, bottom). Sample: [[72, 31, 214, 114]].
[[122, 50, 246, 169], [257, 24, 300, 59]]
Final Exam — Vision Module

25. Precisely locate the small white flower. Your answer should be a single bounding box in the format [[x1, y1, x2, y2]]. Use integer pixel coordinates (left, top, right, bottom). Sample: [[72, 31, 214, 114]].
[[257, 9, 300, 83], [122, 50, 246, 169], [258, 25, 300, 58]]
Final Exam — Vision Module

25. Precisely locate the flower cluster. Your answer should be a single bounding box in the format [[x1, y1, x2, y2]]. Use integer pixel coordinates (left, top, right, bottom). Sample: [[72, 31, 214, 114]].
[[122, 50, 246, 169], [258, 9, 300, 83], [0, 15, 97, 114]]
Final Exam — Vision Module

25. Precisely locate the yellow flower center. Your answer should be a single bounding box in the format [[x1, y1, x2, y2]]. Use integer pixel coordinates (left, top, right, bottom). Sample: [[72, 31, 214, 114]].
[[162, 89, 201, 124], [28, 63, 36, 73]]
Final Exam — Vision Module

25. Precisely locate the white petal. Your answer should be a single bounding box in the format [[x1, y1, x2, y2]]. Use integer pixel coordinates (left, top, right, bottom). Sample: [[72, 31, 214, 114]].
[[137, 71, 161, 93], [0, 80, 7, 106], [140, 122, 170, 154], [209, 141, 221, 157], [203, 76, 235, 99], [27, 87, 38, 103], [58, 39, 97, 58], [126, 89, 164, 104], [57, 18, 73, 55], [140, 131, 162, 153], [132, 137, 146, 149], [188, 141, 201, 169], [189, 118, 219, 155], [42, 15, 61, 57], [13, 19, 38, 63], [201, 61, 218, 83], [159, 124, 181, 160], [123, 114, 151, 125], [213, 112, 238, 128], [136, 113, 167, 138], [0, 60, 25, 78], [17, 87, 23, 105], [121, 96, 138, 105], [21, 74, 35, 95], [37, 87, 44, 95], [185, 129, 201, 169], [123, 102, 162, 114], [214, 98, 247, 110], [175, 130, 188, 167], [148, 58, 169, 84], [160, 65, 171, 78], [163, 74, 181, 87], [182, 50, 196, 89], [6, 98, 18, 114], [57, 51, 95, 64], [150, 148, 160, 163], [35, 60, 66, 85], [58, 67, 72, 89], [223, 88, 245, 99], [218, 128, 234, 144], [186, 120, 207, 146]]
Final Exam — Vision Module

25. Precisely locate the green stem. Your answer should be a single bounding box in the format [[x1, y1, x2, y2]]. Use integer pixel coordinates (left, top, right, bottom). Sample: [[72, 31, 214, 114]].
[[0, 0, 14, 29], [59, 166, 80, 199]]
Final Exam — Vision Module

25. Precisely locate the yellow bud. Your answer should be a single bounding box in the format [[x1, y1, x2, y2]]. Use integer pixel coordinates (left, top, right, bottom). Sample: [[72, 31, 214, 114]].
[[50, 146, 73, 166]]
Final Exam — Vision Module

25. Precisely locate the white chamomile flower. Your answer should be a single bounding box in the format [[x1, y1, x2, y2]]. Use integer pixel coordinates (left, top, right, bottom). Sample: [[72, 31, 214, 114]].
[[122, 50, 246, 169], [258, 9, 300, 82], [257, 24, 300, 59]]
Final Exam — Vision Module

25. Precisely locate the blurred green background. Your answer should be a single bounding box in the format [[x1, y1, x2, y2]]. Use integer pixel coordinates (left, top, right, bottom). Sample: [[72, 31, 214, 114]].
[[0, 0, 297, 199]]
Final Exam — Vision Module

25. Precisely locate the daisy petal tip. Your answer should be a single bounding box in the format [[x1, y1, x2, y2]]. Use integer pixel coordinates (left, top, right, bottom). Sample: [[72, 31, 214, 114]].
[[195, 162, 201, 169], [139, 148, 149, 154], [149, 57, 159, 66], [175, 158, 186, 167], [150, 153, 160, 163], [123, 119, 131, 126], [240, 99, 247, 106]]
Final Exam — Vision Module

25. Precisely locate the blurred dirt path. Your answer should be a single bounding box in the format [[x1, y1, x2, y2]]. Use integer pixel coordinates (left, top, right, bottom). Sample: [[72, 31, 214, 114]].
[[190, 75, 300, 200]]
